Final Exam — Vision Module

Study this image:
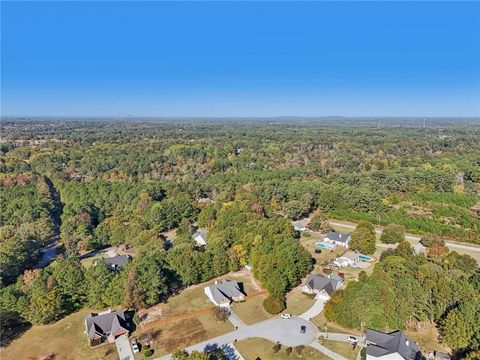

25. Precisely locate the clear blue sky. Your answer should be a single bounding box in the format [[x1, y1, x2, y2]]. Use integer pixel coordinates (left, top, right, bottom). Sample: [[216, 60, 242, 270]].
[[2, 1, 479, 117]]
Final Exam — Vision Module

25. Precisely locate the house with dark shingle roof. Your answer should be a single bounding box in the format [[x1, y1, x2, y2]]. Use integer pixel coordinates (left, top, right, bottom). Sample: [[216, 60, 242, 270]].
[[84, 310, 130, 346], [366, 329, 423, 360], [302, 274, 342, 300], [324, 231, 351, 248], [204, 279, 246, 307]]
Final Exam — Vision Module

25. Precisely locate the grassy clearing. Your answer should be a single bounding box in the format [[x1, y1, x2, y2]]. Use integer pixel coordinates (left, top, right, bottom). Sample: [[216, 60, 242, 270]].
[[310, 312, 363, 336], [405, 322, 451, 354], [285, 287, 316, 316], [321, 339, 360, 359], [235, 337, 331, 360], [234, 294, 272, 325], [143, 312, 233, 356], [1, 309, 117, 360]]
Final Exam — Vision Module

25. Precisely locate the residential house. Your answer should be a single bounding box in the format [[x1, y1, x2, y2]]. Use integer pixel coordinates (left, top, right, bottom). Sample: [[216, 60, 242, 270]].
[[333, 251, 359, 268], [302, 274, 343, 300], [204, 279, 246, 307], [95, 254, 131, 270], [293, 221, 308, 232], [366, 329, 423, 360], [85, 310, 130, 346], [324, 231, 351, 248], [414, 243, 427, 255], [194, 230, 208, 246]]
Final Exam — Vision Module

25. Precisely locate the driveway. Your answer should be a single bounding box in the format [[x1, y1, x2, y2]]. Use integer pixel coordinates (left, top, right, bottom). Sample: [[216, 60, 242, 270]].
[[317, 332, 365, 344], [115, 334, 135, 360], [154, 316, 317, 360], [299, 297, 326, 320], [228, 309, 246, 329]]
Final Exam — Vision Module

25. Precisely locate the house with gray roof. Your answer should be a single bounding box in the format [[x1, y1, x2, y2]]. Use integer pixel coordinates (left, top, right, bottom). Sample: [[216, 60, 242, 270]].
[[84, 310, 130, 346], [324, 231, 351, 248], [366, 329, 423, 360], [204, 279, 246, 307], [302, 274, 343, 300], [95, 254, 131, 270], [194, 230, 208, 246]]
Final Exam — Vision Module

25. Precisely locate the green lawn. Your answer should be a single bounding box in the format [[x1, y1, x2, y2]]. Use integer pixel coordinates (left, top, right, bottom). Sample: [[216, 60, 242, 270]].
[[236, 337, 331, 360], [321, 339, 360, 359]]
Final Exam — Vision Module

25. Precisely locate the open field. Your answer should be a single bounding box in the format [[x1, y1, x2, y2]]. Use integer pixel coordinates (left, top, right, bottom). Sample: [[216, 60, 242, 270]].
[[310, 312, 363, 336], [321, 339, 360, 359], [0, 309, 117, 360], [236, 337, 331, 360]]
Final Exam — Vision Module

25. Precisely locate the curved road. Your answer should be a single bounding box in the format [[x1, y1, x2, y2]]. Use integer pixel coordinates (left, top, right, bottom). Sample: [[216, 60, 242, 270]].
[[155, 317, 317, 360]]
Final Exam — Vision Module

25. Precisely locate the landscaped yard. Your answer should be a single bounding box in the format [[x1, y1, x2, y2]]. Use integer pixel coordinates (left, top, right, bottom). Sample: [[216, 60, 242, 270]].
[[405, 322, 451, 354], [236, 337, 331, 360], [285, 286, 316, 316], [0, 309, 118, 360], [320, 339, 360, 359]]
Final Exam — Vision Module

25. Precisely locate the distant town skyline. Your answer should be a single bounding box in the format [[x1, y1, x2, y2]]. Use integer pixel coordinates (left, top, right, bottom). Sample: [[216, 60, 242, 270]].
[[2, 1, 479, 117]]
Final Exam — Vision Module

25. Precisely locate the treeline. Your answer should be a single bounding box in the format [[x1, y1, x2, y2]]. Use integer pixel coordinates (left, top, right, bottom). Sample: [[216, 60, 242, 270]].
[[0, 174, 57, 285], [324, 241, 480, 358]]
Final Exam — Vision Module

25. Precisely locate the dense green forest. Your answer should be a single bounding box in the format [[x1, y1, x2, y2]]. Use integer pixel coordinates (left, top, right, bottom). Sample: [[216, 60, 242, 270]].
[[1, 118, 479, 355]]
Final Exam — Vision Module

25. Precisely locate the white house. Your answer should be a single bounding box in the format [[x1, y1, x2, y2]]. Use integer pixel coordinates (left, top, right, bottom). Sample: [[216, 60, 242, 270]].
[[204, 280, 246, 307], [193, 230, 208, 246], [293, 221, 308, 232], [324, 231, 351, 248], [366, 329, 422, 360], [302, 274, 342, 300], [333, 251, 359, 268]]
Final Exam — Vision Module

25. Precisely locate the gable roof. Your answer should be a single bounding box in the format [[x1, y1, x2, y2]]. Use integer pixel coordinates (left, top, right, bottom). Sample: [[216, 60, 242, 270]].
[[207, 280, 245, 304], [85, 311, 128, 340], [194, 230, 208, 241], [305, 274, 340, 295], [325, 231, 351, 243], [103, 254, 130, 269], [366, 329, 421, 360]]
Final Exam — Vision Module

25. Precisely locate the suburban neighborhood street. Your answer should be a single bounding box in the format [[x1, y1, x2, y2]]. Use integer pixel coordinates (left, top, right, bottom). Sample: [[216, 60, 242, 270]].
[[154, 316, 317, 360]]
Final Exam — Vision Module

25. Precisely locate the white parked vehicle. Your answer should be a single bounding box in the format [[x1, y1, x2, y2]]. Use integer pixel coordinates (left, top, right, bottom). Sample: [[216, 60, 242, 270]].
[[280, 313, 292, 319], [347, 336, 358, 343], [131, 339, 140, 353]]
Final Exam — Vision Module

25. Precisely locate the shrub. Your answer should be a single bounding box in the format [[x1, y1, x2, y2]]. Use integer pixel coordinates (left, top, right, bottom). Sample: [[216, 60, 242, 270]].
[[273, 343, 281, 353], [285, 347, 292, 355], [212, 306, 229, 322], [263, 296, 286, 314], [294, 345, 304, 355], [380, 224, 405, 244], [144, 349, 154, 357]]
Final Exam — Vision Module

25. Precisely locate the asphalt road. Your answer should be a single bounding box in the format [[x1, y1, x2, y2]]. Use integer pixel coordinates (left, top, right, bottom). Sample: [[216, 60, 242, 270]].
[[329, 220, 480, 255], [154, 316, 317, 360]]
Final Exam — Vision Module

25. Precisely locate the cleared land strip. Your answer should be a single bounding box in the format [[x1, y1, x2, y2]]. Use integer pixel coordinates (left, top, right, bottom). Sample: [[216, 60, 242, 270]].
[[142, 291, 266, 330]]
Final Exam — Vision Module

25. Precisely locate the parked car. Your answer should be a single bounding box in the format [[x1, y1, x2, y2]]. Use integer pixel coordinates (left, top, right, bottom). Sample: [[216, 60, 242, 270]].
[[347, 336, 357, 343], [281, 313, 292, 319], [131, 338, 140, 353], [300, 325, 306, 334]]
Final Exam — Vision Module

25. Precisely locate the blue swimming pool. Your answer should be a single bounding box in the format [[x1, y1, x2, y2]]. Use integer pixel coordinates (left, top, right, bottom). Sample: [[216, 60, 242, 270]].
[[315, 242, 334, 250], [358, 254, 372, 261]]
